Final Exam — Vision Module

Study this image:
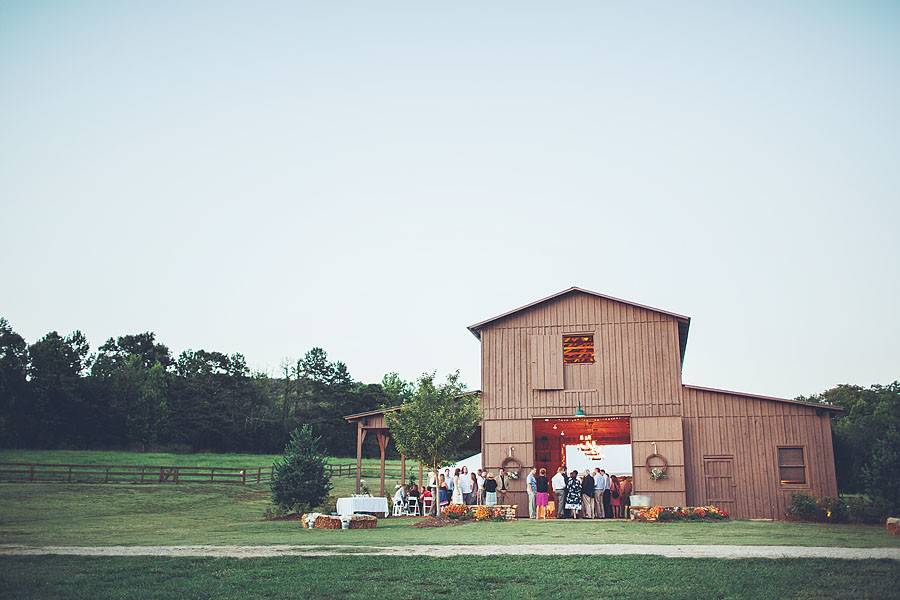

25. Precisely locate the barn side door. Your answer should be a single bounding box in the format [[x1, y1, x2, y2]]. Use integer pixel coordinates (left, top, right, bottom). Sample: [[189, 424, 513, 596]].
[[703, 455, 736, 515], [631, 416, 687, 507]]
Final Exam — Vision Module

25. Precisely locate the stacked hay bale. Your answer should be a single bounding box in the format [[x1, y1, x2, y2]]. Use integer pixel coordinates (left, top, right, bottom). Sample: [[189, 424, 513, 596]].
[[300, 513, 379, 529]]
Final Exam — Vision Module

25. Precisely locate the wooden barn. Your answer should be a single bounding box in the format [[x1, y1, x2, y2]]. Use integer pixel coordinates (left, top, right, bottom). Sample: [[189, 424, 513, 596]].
[[469, 287, 840, 519]]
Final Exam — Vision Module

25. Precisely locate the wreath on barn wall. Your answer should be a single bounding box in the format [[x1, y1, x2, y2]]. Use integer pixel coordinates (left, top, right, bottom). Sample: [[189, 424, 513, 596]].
[[500, 456, 523, 480], [645, 453, 669, 481]]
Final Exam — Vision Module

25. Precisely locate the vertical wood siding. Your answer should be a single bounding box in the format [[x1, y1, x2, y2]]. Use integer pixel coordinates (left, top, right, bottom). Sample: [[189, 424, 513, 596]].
[[481, 292, 683, 422], [476, 289, 838, 520], [529, 334, 563, 390], [682, 386, 838, 519], [631, 416, 687, 506]]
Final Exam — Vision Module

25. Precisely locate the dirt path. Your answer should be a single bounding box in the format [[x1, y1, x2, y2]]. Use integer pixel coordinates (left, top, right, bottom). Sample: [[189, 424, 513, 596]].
[[1, 544, 898, 560]]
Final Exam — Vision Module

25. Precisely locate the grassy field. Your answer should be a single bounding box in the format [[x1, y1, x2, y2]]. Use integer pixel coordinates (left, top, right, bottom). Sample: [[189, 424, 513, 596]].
[[2, 555, 899, 600], [1, 482, 897, 548], [0, 449, 413, 470]]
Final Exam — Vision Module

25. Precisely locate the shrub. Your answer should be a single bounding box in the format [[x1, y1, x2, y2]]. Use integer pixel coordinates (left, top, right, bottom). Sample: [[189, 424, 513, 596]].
[[270, 425, 332, 513], [845, 496, 892, 524], [787, 493, 823, 521], [787, 493, 892, 524], [819, 496, 848, 523]]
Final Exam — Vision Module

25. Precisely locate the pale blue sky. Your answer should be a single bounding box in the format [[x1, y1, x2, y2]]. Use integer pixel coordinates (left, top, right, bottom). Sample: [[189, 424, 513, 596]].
[[2, 2, 898, 398]]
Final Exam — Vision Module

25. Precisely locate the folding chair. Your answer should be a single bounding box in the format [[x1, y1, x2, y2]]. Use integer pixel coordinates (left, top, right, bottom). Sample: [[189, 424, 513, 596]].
[[392, 499, 404, 517], [421, 496, 433, 516], [406, 497, 419, 516]]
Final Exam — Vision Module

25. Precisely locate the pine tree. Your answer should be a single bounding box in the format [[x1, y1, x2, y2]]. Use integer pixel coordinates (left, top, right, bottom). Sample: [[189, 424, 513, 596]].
[[270, 424, 332, 512]]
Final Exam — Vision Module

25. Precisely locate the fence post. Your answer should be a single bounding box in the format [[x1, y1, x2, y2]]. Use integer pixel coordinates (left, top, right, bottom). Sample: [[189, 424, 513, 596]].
[[29, 465, 34, 482], [140, 466, 145, 484], [210, 468, 214, 483], [241, 469, 246, 485], [105, 467, 110, 483]]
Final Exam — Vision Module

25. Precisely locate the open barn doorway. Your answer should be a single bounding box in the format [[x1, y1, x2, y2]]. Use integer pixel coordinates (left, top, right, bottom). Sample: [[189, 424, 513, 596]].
[[533, 417, 632, 477]]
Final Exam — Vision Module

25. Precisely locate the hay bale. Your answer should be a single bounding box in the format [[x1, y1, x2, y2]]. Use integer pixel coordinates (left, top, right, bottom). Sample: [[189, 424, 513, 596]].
[[886, 517, 899, 535], [349, 514, 378, 529], [314, 515, 341, 529]]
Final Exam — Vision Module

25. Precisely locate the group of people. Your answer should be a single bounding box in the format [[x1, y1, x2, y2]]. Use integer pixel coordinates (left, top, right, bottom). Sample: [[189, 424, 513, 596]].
[[433, 466, 510, 507], [391, 482, 433, 515], [395, 464, 630, 519], [528, 467, 631, 519]]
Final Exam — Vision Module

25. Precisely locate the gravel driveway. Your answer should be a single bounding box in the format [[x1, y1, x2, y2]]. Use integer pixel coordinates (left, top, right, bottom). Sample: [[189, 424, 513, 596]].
[[2, 544, 898, 560]]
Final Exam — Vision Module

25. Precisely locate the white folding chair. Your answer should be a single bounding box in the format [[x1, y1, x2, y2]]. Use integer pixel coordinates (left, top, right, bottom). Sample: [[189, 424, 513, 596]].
[[406, 497, 419, 516], [422, 496, 433, 516], [392, 499, 404, 517]]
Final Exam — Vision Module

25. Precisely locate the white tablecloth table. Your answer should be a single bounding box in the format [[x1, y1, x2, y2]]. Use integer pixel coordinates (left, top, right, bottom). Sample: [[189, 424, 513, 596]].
[[336, 496, 389, 517]]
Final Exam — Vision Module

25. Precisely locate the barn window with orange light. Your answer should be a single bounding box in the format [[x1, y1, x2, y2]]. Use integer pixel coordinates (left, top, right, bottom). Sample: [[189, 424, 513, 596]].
[[562, 335, 595, 364]]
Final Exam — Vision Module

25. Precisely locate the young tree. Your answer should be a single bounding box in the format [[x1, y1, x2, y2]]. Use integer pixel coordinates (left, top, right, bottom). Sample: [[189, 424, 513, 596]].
[[270, 424, 333, 513], [385, 371, 480, 515], [381, 372, 414, 404]]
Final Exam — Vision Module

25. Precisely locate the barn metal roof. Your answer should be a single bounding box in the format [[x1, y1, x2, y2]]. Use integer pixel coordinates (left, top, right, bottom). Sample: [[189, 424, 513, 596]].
[[343, 391, 482, 422], [682, 384, 844, 412]]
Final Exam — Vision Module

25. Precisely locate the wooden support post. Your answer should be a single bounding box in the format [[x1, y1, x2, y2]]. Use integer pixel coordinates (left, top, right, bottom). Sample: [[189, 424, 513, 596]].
[[400, 453, 407, 487], [355, 422, 367, 494], [376, 431, 390, 497], [418, 463, 424, 489]]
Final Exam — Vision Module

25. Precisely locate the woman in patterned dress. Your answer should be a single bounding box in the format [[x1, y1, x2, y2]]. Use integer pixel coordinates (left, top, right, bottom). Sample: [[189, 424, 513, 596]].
[[564, 469, 583, 519]]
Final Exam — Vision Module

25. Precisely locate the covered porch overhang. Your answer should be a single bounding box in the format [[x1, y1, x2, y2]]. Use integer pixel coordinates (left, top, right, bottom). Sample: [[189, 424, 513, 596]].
[[342, 406, 420, 496], [343, 391, 483, 498]]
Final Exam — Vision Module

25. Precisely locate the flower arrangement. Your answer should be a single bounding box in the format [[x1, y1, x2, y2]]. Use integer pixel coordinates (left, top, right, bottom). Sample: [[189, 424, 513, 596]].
[[442, 504, 510, 522], [633, 505, 729, 522], [649, 467, 667, 481], [445, 504, 470, 520]]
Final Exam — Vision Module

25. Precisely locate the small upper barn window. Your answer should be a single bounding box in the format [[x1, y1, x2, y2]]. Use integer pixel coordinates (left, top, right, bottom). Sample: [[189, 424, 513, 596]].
[[563, 335, 595, 364], [778, 447, 807, 485]]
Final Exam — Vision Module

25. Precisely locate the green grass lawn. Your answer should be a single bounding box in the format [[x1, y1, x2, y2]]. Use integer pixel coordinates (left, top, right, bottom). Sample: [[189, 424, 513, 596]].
[[1, 482, 897, 548], [2, 555, 898, 600], [0, 449, 413, 471]]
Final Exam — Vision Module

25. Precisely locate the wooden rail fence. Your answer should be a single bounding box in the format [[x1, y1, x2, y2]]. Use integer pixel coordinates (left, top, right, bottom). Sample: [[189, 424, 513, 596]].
[[0, 462, 419, 485], [324, 463, 419, 481], [0, 463, 274, 485]]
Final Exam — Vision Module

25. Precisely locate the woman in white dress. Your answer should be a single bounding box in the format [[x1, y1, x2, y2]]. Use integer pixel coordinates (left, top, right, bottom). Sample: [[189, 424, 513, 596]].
[[451, 468, 464, 504]]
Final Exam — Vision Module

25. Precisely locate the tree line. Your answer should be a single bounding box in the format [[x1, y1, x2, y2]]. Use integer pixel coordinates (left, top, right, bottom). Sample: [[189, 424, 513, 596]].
[[0, 317, 420, 456], [802, 381, 899, 508], [0, 315, 895, 506]]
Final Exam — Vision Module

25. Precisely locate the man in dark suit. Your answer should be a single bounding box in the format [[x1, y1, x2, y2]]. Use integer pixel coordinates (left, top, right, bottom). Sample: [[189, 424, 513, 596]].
[[600, 469, 613, 518], [580, 470, 595, 519]]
